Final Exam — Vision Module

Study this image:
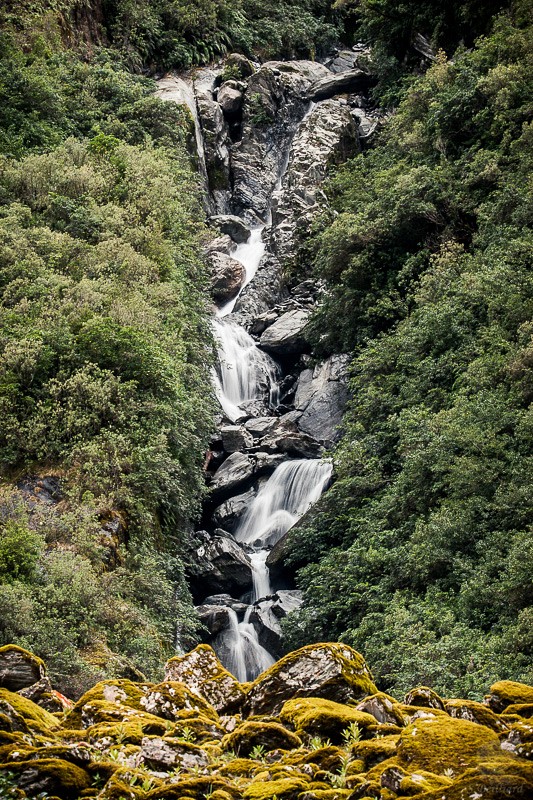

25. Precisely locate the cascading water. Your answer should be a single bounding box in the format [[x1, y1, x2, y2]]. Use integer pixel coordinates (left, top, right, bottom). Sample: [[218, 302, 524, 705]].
[[212, 318, 279, 422], [206, 99, 332, 682], [217, 227, 266, 318], [235, 459, 333, 550]]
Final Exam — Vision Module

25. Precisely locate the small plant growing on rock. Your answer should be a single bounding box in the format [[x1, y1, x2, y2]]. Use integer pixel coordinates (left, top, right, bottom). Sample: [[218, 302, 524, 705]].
[[308, 735, 332, 750], [180, 726, 197, 743], [250, 744, 267, 761], [342, 722, 362, 745]]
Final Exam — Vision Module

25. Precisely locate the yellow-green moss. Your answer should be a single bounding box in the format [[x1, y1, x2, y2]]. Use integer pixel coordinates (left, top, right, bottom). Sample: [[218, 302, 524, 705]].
[[244, 644, 378, 717], [142, 681, 219, 722], [0, 757, 91, 797], [397, 716, 501, 775], [444, 698, 507, 732], [243, 776, 310, 799], [487, 680, 533, 711], [298, 790, 353, 799], [64, 680, 152, 728], [222, 720, 302, 755], [217, 757, 260, 778], [351, 735, 399, 768], [146, 775, 241, 799], [0, 688, 60, 734], [505, 703, 533, 718], [280, 697, 377, 742]]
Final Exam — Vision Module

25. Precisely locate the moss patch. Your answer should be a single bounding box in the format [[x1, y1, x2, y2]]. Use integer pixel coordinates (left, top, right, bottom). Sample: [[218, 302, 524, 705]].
[[280, 697, 377, 742], [222, 720, 302, 755], [0, 688, 60, 734]]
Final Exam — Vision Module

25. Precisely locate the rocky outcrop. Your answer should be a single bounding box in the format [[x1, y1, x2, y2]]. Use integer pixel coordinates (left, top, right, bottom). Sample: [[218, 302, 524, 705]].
[[1, 643, 532, 800], [0, 645, 46, 692], [307, 68, 376, 101], [270, 100, 358, 266], [244, 642, 378, 716], [231, 60, 331, 219], [190, 529, 253, 596], [292, 354, 350, 445], [165, 645, 245, 714], [259, 309, 311, 355], [208, 251, 246, 304]]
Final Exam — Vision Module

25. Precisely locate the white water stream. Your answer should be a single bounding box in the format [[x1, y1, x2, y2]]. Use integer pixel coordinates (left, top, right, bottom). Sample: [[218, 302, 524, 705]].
[[208, 100, 332, 681]]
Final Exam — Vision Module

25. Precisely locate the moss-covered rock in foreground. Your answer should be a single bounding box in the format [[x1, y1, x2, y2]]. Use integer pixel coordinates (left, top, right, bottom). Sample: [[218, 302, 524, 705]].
[[0, 643, 532, 799]]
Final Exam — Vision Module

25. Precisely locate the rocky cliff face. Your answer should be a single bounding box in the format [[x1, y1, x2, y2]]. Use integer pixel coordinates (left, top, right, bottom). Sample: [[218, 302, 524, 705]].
[[155, 51, 380, 679], [1, 642, 532, 799]]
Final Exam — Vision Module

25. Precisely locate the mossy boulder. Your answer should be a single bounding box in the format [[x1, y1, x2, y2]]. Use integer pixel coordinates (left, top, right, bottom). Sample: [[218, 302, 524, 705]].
[[0, 646, 46, 692], [397, 715, 501, 775], [403, 686, 445, 711], [485, 680, 533, 713], [222, 720, 302, 755], [141, 681, 219, 722], [501, 720, 533, 759], [140, 735, 209, 770], [0, 688, 60, 735], [243, 776, 310, 799], [504, 703, 533, 719], [165, 645, 246, 714], [355, 693, 408, 727], [351, 736, 399, 769], [380, 763, 452, 794], [280, 697, 377, 743], [64, 679, 151, 728], [146, 775, 241, 799], [0, 757, 91, 798], [299, 791, 353, 799], [244, 644, 377, 717], [444, 698, 507, 732]]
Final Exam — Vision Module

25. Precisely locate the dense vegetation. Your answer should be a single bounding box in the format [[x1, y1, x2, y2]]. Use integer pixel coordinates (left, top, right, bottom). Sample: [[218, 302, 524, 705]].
[[284, 9, 533, 699], [0, 10, 215, 694]]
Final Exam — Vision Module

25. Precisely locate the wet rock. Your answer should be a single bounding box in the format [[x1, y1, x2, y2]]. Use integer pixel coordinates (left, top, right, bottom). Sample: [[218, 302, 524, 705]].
[[249, 604, 283, 655], [0, 645, 46, 692], [218, 82, 244, 115], [212, 487, 257, 532], [244, 416, 279, 438], [193, 530, 252, 594], [356, 693, 408, 727], [252, 450, 287, 475], [329, 49, 360, 73], [206, 234, 236, 255], [196, 603, 231, 637], [209, 214, 251, 243], [231, 60, 330, 219], [249, 310, 278, 335], [307, 68, 376, 101], [261, 427, 322, 458], [201, 594, 248, 615], [165, 645, 245, 714], [271, 100, 358, 267], [259, 309, 310, 355], [210, 452, 255, 498], [221, 425, 254, 453], [294, 354, 350, 445], [244, 642, 378, 716], [209, 251, 246, 303]]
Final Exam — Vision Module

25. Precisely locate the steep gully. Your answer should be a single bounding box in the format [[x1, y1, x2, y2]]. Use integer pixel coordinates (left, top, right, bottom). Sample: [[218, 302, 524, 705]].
[[157, 51, 377, 681]]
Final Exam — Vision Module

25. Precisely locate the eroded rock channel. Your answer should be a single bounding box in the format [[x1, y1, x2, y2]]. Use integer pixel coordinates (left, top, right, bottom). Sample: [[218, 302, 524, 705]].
[[157, 52, 377, 680]]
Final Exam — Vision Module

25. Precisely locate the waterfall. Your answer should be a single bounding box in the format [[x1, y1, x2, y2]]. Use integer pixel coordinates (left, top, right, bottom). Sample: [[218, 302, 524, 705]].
[[214, 607, 274, 682], [212, 318, 279, 422], [235, 459, 333, 549], [217, 226, 267, 318]]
